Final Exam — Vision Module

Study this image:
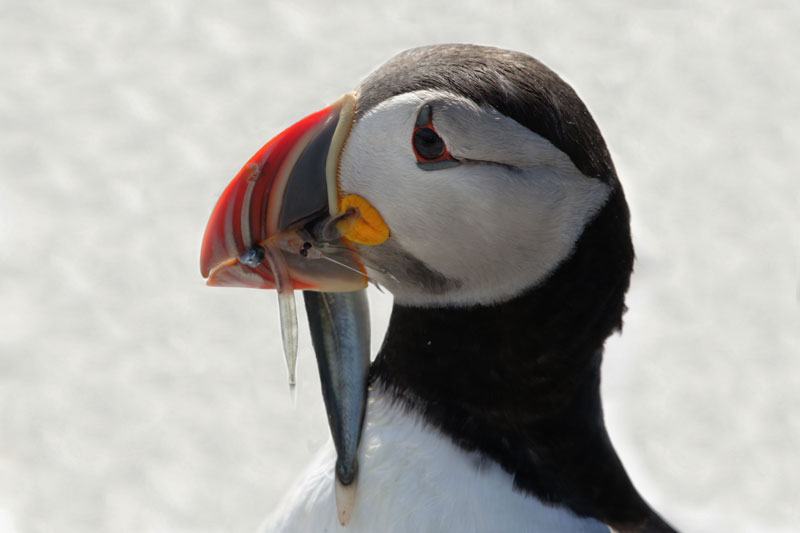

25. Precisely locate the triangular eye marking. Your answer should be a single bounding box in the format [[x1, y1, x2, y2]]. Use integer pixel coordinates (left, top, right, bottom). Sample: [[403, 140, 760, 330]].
[[413, 104, 460, 171], [415, 104, 432, 127]]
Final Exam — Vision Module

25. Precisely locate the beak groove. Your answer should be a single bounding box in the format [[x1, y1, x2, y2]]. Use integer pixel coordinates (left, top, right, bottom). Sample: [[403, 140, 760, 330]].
[[199, 93, 364, 292]]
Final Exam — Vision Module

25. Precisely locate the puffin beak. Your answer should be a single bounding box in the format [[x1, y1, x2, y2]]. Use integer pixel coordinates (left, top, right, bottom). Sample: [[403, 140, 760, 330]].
[[200, 93, 382, 526], [200, 93, 368, 292]]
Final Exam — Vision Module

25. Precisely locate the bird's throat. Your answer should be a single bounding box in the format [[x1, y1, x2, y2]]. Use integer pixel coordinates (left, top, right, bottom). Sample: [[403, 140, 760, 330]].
[[371, 188, 635, 434], [369, 189, 658, 528]]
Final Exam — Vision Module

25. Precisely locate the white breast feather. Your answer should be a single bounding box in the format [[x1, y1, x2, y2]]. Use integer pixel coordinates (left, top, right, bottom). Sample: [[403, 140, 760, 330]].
[[261, 390, 609, 533]]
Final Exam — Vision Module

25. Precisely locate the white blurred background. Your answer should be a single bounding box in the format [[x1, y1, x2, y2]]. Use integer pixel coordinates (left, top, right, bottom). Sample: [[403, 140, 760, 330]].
[[1, 1, 798, 532]]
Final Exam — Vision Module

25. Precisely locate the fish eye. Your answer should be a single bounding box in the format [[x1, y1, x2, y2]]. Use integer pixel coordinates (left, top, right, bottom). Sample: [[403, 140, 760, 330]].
[[239, 245, 265, 267]]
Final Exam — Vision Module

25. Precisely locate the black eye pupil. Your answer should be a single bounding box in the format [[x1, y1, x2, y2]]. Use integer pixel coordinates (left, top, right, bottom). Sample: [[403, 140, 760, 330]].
[[413, 128, 445, 160]]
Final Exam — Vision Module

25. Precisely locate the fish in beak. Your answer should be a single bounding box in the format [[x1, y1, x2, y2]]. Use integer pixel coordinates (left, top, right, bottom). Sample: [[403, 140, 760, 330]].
[[200, 93, 388, 525]]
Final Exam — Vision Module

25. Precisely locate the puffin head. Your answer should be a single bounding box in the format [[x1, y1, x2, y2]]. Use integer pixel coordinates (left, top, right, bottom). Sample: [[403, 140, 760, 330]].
[[201, 44, 630, 309]]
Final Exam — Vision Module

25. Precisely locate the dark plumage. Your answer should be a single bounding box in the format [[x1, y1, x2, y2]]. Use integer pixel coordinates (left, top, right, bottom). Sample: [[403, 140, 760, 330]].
[[364, 44, 676, 533], [357, 44, 616, 182]]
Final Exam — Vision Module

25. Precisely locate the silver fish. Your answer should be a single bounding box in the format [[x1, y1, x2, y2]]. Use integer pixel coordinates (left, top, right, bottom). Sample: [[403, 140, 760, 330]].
[[303, 289, 370, 526]]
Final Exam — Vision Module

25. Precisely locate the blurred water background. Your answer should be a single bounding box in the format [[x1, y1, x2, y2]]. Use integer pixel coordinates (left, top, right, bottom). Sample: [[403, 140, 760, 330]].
[[1, 1, 798, 531]]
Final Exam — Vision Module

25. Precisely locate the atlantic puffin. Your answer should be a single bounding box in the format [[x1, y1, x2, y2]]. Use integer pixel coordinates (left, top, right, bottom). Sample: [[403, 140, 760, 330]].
[[200, 44, 679, 532]]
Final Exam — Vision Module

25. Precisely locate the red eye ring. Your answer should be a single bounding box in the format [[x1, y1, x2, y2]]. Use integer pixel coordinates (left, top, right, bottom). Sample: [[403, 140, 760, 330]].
[[412, 107, 456, 165]]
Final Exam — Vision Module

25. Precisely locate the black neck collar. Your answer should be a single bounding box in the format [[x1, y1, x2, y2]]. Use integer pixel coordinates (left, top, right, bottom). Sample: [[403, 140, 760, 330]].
[[370, 190, 674, 531]]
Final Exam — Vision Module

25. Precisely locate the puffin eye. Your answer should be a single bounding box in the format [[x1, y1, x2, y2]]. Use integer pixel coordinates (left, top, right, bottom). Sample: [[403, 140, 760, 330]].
[[413, 128, 445, 160], [412, 104, 460, 170]]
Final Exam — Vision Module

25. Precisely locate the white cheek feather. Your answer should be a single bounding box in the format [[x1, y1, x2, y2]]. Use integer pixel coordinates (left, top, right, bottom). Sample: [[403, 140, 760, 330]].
[[261, 389, 610, 533], [339, 91, 611, 306]]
